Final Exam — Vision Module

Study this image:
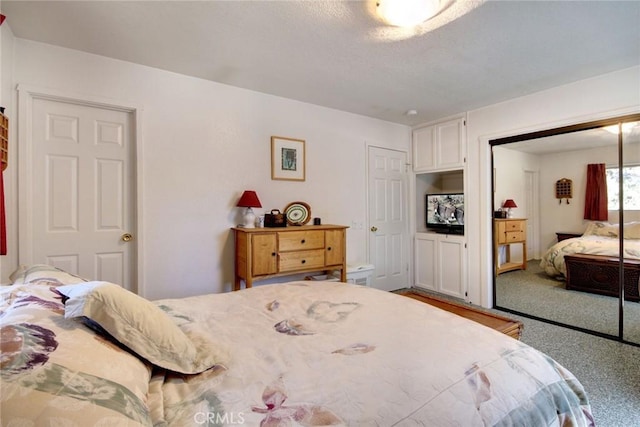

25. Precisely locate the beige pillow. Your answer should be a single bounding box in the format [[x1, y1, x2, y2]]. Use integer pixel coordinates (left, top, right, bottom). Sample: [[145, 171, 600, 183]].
[[583, 221, 640, 239], [583, 221, 619, 238], [58, 281, 225, 374], [623, 221, 640, 239]]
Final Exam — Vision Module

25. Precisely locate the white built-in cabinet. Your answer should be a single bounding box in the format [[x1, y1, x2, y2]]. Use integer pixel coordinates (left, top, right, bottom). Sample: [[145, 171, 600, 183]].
[[413, 117, 465, 172], [415, 233, 466, 298], [412, 116, 467, 300]]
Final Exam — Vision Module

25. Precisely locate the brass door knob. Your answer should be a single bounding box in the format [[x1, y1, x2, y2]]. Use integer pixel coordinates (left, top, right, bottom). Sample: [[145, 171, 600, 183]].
[[121, 233, 133, 242], [370, 226, 378, 232]]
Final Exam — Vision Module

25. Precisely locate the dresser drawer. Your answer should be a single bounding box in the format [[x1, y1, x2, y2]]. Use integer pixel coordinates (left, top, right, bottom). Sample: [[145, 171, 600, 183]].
[[278, 231, 324, 251], [505, 221, 524, 231], [279, 249, 325, 272], [505, 231, 525, 242]]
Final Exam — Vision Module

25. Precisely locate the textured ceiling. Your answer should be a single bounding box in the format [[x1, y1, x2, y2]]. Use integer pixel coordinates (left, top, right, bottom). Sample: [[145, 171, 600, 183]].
[[2, 0, 639, 126]]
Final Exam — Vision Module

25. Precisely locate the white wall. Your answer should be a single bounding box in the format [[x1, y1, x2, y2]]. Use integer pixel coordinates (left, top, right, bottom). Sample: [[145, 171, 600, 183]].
[[4, 39, 410, 299], [0, 20, 17, 282], [466, 65, 640, 308], [4, 37, 639, 307]]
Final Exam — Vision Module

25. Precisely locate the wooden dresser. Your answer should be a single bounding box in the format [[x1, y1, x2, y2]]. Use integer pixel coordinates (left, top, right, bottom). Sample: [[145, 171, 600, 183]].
[[232, 225, 348, 290], [494, 218, 527, 275]]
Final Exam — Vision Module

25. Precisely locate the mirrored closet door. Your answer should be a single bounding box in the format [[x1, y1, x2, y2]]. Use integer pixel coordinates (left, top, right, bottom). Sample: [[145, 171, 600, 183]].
[[491, 113, 640, 345]]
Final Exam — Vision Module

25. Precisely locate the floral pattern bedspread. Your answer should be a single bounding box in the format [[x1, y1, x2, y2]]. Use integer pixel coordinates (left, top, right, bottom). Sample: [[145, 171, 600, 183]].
[[1, 265, 594, 426], [1, 267, 153, 426], [540, 235, 640, 277], [151, 282, 593, 426]]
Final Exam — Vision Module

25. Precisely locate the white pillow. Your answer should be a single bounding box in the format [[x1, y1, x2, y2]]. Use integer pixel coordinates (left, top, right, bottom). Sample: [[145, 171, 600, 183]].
[[583, 221, 640, 239], [583, 221, 619, 238], [623, 221, 640, 239], [58, 282, 226, 374]]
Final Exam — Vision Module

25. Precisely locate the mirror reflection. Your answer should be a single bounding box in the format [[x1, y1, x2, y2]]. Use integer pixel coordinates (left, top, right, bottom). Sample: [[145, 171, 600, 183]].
[[492, 116, 640, 344]]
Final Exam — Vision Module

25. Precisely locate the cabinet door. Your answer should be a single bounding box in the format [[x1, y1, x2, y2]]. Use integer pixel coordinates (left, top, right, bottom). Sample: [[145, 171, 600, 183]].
[[325, 229, 344, 266], [413, 125, 436, 171], [251, 233, 277, 276], [438, 235, 466, 298], [435, 118, 465, 169], [413, 118, 465, 172], [415, 233, 437, 290]]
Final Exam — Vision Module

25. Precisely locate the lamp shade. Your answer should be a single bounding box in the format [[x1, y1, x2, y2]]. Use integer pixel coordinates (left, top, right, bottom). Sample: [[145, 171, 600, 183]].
[[502, 199, 517, 209], [237, 190, 262, 208]]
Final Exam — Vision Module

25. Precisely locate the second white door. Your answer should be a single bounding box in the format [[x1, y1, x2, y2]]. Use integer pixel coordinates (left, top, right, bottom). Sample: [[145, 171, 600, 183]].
[[368, 146, 409, 291]]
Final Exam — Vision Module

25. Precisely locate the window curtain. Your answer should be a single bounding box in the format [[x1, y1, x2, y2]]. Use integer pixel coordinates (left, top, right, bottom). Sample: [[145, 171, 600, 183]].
[[0, 168, 6, 255], [584, 163, 608, 221]]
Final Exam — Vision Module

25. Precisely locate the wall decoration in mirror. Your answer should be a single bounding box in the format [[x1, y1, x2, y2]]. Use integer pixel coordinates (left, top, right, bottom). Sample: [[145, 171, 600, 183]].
[[555, 178, 572, 204]]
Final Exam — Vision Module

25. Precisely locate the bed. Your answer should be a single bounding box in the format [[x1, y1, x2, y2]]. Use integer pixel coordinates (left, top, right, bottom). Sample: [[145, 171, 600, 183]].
[[540, 221, 640, 299], [2, 265, 594, 426]]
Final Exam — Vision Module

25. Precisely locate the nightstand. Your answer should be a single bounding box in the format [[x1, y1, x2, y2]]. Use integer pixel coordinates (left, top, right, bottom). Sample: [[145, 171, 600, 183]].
[[494, 218, 527, 275], [556, 232, 582, 242]]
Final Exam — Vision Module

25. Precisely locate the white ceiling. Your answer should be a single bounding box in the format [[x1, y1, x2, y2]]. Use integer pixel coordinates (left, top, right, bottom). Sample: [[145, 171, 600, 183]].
[[2, 0, 639, 126]]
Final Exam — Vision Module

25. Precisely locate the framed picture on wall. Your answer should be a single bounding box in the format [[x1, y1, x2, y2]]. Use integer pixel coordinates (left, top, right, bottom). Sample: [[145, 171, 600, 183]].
[[271, 136, 305, 181]]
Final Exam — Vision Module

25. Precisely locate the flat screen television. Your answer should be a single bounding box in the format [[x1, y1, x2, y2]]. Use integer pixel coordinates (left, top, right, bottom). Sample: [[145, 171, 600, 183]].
[[425, 193, 464, 234]]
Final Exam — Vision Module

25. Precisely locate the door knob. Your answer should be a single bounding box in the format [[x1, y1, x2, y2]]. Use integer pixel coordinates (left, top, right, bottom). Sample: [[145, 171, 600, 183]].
[[121, 233, 133, 242], [370, 226, 378, 232]]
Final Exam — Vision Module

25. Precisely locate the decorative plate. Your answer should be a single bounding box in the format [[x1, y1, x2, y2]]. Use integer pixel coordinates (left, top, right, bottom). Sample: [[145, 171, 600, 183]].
[[284, 201, 311, 226]]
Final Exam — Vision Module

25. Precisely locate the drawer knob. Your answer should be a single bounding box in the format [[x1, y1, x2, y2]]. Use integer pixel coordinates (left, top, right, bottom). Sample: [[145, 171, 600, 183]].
[[327, 247, 332, 251], [301, 239, 306, 244], [301, 259, 306, 264], [272, 252, 276, 256]]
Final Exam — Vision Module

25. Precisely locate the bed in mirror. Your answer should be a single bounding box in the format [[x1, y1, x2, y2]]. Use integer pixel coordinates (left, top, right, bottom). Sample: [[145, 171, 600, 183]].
[[491, 113, 640, 345]]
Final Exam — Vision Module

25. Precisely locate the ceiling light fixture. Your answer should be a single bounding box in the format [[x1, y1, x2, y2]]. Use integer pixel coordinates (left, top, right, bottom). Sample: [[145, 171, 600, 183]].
[[377, 0, 442, 27]]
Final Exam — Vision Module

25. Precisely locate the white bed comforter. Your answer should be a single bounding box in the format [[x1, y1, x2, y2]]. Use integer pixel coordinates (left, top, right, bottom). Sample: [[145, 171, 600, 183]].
[[1, 266, 593, 426], [540, 235, 640, 277], [151, 281, 593, 426]]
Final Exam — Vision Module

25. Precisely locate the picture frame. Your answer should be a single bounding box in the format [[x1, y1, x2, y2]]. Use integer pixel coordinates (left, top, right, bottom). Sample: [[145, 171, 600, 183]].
[[271, 136, 305, 181]]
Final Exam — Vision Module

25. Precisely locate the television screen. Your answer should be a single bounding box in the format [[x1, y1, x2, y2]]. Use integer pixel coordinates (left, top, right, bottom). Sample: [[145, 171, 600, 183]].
[[426, 193, 464, 233]]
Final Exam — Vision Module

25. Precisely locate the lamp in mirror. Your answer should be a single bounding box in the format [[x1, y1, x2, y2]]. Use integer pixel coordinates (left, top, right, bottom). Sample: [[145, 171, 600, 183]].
[[502, 199, 518, 218], [237, 190, 262, 228]]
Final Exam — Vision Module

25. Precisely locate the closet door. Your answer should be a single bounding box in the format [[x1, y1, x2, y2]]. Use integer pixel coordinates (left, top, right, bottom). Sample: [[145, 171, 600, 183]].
[[621, 119, 640, 345]]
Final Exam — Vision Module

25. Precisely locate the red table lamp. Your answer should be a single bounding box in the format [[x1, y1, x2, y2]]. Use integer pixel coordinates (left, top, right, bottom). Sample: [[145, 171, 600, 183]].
[[502, 199, 517, 218], [237, 190, 262, 228]]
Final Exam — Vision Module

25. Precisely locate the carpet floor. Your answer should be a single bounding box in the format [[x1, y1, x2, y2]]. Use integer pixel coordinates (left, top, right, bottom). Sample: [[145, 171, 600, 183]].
[[495, 260, 640, 343]]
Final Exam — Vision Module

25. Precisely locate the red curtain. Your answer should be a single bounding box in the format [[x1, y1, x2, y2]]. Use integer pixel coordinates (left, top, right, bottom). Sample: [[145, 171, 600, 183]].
[[584, 163, 608, 221], [0, 168, 6, 255]]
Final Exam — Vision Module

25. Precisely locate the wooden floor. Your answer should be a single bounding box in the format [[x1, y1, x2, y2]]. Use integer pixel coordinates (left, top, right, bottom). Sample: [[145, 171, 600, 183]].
[[398, 290, 523, 340]]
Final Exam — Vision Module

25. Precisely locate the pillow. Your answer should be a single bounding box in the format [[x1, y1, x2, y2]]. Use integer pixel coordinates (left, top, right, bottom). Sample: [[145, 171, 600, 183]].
[[16, 264, 88, 286], [583, 221, 619, 238], [57, 281, 226, 374], [583, 221, 640, 239], [623, 221, 640, 239]]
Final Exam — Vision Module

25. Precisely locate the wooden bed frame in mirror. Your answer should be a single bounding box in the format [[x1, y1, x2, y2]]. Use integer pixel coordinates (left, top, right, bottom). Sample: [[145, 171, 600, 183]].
[[565, 253, 640, 302]]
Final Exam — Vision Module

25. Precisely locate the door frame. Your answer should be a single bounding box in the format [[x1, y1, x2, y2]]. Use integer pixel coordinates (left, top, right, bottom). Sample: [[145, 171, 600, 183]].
[[365, 143, 410, 290], [17, 84, 146, 295]]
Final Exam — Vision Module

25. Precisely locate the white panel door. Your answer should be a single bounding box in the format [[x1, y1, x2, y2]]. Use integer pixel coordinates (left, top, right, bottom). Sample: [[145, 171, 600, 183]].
[[31, 98, 135, 289], [368, 146, 409, 291]]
